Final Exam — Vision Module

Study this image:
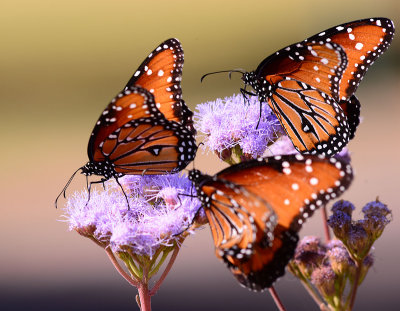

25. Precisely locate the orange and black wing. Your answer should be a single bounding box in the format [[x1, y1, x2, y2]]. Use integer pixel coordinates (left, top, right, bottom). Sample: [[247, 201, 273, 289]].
[[268, 78, 351, 155], [124, 38, 195, 133], [88, 86, 196, 174], [190, 154, 353, 290], [253, 18, 393, 155], [257, 18, 394, 102]]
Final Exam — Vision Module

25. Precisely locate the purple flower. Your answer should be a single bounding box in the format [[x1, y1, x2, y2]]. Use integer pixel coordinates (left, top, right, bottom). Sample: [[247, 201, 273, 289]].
[[326, 240, 352, 274], [310, 266, 337, 298], [63, 174, 202, 257], [194, 94, 283, 160], [327, 210, 352, 241], [360, 199, 391, 241], [292, 236, 326, 278], [331, 200, 355, 216], [264, 135, 299, 157]]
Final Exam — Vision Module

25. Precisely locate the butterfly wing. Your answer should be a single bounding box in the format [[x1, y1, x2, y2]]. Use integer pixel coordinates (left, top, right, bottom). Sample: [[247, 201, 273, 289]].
[[339, 95, 360, 140], [191, 154, 353, 290], [256, 18, 395, 102], [88, 86, 196, 174], [124, 38, 195, 133], [268, 78, 350, 155]]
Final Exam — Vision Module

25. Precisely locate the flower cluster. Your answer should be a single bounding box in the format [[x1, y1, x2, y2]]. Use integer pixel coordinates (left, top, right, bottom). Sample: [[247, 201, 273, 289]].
[[64, 174, 203, 257], [328, 199, 391, 260], [289, 199, 391, 310], [194, 94, 284, 162]]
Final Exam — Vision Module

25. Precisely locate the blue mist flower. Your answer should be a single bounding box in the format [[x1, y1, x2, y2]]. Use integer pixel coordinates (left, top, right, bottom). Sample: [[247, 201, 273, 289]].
[[63, 174, 202, 257], [194, 94, 284, 160], [331, 200, 355, 216], [360, 199, 391, 241]]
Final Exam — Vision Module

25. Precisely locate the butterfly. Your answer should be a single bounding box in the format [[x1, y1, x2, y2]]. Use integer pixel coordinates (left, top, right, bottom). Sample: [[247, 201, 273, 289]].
[[204, 18, 394, 156], [189, 154, 353, 291], [56, 39, 197, 208]]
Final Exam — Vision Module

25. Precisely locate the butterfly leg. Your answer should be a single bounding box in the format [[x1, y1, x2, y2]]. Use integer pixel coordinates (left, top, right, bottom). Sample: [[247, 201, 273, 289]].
[[114, 177, 130, 210], [85, 177, 108, 207]]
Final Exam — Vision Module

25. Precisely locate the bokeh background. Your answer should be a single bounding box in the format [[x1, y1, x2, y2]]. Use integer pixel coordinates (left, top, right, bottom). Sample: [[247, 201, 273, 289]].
[[1, 0, 399, 310]]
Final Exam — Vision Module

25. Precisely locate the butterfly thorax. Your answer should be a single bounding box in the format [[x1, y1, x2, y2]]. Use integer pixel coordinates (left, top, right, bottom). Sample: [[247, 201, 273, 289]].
[[81, 160, 124, 179], [188, 169, 214, 206], [242, 71, 272, 103]]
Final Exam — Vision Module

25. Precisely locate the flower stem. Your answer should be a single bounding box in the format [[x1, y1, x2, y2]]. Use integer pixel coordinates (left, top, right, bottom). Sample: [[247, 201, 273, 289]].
[[268, 286, 287, 311], [105, 247, 139, 287], [138, 282, 152, 311], [321, 205, 331, 242], [148, 248, 172, 279], [298, 274, 330, 311], [149, 245, 180, 296], [346, 260, 362, 311]]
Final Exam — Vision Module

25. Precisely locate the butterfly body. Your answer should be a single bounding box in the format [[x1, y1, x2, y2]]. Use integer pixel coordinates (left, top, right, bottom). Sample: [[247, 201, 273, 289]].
[[189, 154, 353, 290], [241, 17, 394, 156]]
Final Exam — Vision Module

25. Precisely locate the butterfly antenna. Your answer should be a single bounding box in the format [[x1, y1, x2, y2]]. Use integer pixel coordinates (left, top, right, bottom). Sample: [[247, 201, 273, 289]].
[[200, 69, 246, 83], [55, 167, 82, 208]]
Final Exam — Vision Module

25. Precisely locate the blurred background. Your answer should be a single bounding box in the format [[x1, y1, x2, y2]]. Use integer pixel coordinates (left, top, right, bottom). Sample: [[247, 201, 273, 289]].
[[1, 0, 399, 310]]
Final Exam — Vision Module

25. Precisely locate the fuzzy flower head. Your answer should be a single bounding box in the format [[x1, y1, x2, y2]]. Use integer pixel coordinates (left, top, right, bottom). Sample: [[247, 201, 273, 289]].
[[63, 174, 202, 257], [326, 240, 352, 275], [360, 199, 392, 241], [292, 236, 326, 278], [310, 266, 337, 299], [194, 94, 284, 161]]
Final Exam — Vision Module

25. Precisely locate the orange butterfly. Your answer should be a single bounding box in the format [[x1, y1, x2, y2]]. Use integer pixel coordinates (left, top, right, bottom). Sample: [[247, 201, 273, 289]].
[[56, 39, 196, 207], [189, 154, 353, 290]]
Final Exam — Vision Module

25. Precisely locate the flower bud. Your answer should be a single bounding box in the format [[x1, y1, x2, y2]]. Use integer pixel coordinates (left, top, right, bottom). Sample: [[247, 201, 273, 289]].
[[311, 266, 337, 299], [327, 210, 352, 241]]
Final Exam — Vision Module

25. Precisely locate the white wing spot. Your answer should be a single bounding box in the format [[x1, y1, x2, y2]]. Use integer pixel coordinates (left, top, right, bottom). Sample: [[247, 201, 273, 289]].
[[310, 177, 319, 185], [158, 70, 164, 76], [147, 69, 152, 75], [355, 42, 364, 50]]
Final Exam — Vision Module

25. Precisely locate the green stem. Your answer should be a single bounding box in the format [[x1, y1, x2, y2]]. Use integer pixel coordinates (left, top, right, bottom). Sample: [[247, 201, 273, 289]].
[[149, 245, 180, 296], [148, 248, 173, 279], [290, 264, 330, 311], [120, 252, 142, 279]]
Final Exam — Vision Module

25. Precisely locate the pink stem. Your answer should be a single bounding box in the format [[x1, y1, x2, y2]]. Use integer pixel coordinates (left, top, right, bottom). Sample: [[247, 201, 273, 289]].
[[105, 247, 139, 288], [138, 282, 152, 311], [149, 246, 180, 296], [269, 286, 287, 311], [321, 205, 331, 242]]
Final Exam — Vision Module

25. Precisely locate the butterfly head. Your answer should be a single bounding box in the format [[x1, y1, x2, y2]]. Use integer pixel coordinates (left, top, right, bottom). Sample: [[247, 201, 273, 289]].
[[242, 71, 257, 87]]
